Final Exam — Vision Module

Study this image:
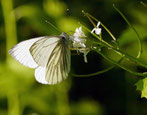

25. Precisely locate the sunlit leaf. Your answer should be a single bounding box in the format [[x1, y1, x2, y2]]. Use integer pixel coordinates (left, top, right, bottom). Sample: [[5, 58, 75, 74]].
[[136, 77, 147, 98]]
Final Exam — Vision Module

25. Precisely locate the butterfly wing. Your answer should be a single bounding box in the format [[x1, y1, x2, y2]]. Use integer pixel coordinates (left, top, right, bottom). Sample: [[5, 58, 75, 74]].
[[9, 37, 45, 68], [30, 35, 71, 84], [45, 40, 71, 84], [30, 37, 60, 67], [9, 33, 71, 84]]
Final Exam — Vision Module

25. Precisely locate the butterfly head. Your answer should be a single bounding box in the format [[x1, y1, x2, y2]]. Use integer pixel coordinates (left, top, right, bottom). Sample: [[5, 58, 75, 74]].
[[60, 32, 69, 40]]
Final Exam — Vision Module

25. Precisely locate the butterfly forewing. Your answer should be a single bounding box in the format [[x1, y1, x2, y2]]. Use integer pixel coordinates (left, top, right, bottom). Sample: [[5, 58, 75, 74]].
[[30, 35, 71, 84], [9, 37, 45, 68], [30, 37, 60, 67], [45, 41, 70, 84]]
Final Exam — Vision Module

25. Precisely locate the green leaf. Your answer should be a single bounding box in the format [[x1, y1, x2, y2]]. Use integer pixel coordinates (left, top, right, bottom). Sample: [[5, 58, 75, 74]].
[[136, 78, 147, 98], [119, 25, 147, 47]]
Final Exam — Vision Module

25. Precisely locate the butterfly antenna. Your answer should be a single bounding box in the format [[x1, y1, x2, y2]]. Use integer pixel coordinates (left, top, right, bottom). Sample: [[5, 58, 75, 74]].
[[45, 20, 61, 33]]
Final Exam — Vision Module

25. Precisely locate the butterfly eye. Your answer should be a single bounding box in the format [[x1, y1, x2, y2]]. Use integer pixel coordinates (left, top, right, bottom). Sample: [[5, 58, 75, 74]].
[[61, 36, 65, 40]]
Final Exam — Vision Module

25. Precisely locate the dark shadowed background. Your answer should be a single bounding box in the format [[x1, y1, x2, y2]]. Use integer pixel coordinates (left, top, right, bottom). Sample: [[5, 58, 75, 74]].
[[0, 0, 147, 115]]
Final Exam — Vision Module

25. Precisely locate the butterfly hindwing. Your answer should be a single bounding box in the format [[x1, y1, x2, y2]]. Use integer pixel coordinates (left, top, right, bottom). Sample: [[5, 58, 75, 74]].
[[35, 66, 48, 84]]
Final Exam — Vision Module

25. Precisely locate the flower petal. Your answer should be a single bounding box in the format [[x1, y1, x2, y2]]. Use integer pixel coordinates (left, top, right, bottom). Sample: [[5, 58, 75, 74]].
[[97, 21, 101, 27], [91, 28, 96, 33], [95, 28, 101, 35]]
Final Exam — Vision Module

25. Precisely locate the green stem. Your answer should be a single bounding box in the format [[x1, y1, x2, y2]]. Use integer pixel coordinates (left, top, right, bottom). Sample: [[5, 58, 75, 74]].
[[7, 91, 21, 115], [72, 66, 115, 77], [113, 4, 143, 58], [1, 0, 17, 63], [82, 10, 116, 41], [80, 22, 123, 57], [1, 0, 19, 115], [86, 14, 97, 28], [110, 45, 147, 68], [80, 23, 147, 69], [72, 53, 124, 77], [140, 1, 147, 7], [79, 22, 114, 48], [95, 50, 145, 77]]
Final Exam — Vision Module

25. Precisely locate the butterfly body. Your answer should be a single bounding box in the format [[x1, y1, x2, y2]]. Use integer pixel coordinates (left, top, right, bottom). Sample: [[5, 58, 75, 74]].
[[9, 32, 71, 84]]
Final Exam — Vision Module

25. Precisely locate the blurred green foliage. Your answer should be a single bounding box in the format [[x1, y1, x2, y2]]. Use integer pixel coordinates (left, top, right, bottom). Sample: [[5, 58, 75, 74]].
[[0, 0, 147, 115]]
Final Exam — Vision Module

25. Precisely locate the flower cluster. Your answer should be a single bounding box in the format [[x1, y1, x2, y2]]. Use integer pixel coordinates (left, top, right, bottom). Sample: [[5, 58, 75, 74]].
[[70, 27, 89, 63], [70, 22, 101, 63], [70, 27, 87, 48]]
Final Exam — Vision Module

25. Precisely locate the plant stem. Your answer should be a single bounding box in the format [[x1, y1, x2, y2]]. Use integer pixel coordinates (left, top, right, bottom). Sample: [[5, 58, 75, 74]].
[[7, 91, 21, 115], [82, 10, 116, 41], [113, 4, 143, 58], [1, 0, 17, 63], [96, 50, 145, 77], [1, 0, 19, 115], [79, 22, 114, 48], [72, 66, 115, 77], [79, 23, 147, 69], [140, 1, 147, 7], [72, 53, 124, 77]]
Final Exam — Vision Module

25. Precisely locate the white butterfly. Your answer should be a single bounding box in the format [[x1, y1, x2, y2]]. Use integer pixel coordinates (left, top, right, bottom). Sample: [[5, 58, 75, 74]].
[[9, 32, 71, 85]]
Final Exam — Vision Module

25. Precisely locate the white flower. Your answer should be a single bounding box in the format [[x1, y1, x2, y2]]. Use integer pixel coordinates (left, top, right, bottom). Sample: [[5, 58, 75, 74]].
[[73, 26, 86, 38], [91, 21, 101, 35], [70, 26, 90, 63], [70, 26, 87, 48], [72, 37, 86, 48]]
